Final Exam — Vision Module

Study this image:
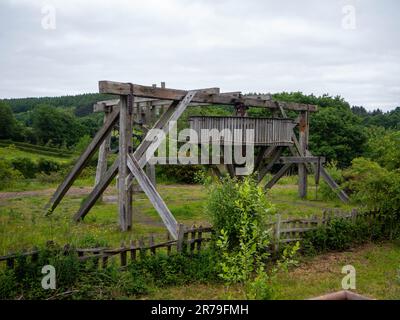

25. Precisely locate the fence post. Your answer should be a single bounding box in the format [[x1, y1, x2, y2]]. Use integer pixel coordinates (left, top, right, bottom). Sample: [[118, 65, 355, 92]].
[[177, 223, 186, 253], [149, 235, 156, 255], [275, 214, 281, 253], [120, 241, 127, 267], [197, 225, 203, 253]]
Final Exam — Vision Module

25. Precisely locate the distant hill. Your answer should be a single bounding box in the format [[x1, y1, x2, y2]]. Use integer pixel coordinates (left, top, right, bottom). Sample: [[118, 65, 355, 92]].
[[1, 93, 114, 117]]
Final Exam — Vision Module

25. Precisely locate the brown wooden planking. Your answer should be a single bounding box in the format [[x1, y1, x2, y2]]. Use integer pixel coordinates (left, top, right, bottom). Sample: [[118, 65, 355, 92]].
[[99, 81, 317, 112]]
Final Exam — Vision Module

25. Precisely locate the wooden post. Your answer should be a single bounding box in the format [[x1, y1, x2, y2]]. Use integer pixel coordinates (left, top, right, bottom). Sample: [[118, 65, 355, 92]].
[[177, 223, 186, 253], [118, 96, 133, 231], [120, 241, 127, 267], [298, 111, 308, 199], [94, 111, 112, 202], [275, 214, 281, 253]]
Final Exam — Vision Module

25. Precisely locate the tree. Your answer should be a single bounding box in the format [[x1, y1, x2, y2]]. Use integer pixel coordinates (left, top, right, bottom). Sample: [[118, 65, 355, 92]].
[[0, 101, 17, 139], [272, 92, 367, 167], [31, 104, 85, 147], [309, 107, 367, 167]]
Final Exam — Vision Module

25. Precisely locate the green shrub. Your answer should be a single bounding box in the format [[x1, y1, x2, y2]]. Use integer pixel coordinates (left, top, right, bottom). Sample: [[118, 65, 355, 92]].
[[302, 214, 388, 255], [37, 158, 61, 174], [11, 157, 38, 179], [343, 158, 400, 237], [0, 158, 22, 190], [157, 165, 205, 184], [206, 176, 274, 249], [0, 269, 17, 299]]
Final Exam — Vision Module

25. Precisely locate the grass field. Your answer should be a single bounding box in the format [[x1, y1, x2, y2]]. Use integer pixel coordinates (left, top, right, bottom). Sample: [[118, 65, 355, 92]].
[[0, 176, 353, 255]]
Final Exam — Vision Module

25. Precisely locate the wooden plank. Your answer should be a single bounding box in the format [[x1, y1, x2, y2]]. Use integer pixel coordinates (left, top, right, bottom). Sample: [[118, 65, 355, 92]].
[[279, 156, 326, 164], [94, 112, 112, 201], [99, 81, 318, 112], [320, 166, 350, 202], [298, 111, 308, 199], [118, 96, 133, 231], [264, 163, 292, 190], [258, 147, 283, 183], [45, 107, 120, 215], [127, 155, 179, 239]]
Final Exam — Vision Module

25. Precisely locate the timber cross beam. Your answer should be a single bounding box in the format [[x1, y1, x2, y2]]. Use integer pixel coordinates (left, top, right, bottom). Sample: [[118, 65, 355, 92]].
[[98, 81, 318, 112]]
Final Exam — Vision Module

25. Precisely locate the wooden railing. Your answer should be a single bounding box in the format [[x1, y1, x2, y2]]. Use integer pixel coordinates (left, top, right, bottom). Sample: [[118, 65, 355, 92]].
[[0, 224, 213, 270]]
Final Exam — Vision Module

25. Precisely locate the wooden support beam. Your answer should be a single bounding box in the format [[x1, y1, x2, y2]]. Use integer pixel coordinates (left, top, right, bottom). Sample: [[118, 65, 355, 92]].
[[99, 81, 318, 112], [279, 157, 326, 164], [45, 108, 120, 215], [319, 166, 350, 202], [118, 96, 133, 231], [74, 158, 119, 221], [264, 163, 292, 190], [258, 147, 283, 183], [298, 111, 308, 199], [254, 146, 269, 173], [94, 112, 112, 201], [127, 155, 178, 239]]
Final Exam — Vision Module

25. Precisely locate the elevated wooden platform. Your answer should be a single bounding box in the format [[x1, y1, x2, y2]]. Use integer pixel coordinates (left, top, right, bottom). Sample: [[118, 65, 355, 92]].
[[189, 116, 296, 146]]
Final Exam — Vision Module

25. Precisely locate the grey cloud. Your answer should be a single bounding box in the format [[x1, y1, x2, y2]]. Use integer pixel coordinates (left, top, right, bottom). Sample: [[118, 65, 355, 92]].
[[0, 0, 399, 111]]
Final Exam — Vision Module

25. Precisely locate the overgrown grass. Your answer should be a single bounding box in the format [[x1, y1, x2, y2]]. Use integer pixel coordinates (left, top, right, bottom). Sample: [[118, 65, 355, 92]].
[[144, 241, 400, 300], [0, 176, 354, 255]]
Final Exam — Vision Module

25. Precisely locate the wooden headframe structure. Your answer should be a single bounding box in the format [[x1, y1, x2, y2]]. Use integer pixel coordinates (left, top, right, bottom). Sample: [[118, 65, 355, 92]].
[[44, 80, 349, 239]]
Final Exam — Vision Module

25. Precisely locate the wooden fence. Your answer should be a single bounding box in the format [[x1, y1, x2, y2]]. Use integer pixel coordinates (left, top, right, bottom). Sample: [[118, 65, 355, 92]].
[[268, 208, 363, 251], [0, 224, 213, 270], [0, 208, 372, 269]]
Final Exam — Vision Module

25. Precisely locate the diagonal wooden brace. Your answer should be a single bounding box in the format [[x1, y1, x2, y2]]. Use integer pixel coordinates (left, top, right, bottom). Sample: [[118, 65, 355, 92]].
[[74, 157, 119, 221], [45, 108, 120, 215], [127, 155, 178, 239]]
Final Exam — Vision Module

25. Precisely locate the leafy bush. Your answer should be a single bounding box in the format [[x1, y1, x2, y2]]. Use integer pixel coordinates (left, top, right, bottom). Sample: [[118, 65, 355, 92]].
[[206, 176, 274, 249], [11, 157, 38, 179], [344, 158, 400, 224], [37, 158, 61, 174], [302, 215, 388, 255], [0, 158, 22, 190], [157, 165, 205, 184]]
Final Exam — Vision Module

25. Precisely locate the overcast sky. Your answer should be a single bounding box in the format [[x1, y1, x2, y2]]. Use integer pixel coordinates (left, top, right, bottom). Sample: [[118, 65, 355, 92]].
[[0, 0, 399, 111]]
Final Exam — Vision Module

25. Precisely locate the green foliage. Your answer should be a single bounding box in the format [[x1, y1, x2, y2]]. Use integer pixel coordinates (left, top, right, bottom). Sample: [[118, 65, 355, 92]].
[[9, 156, 62, 179], [273, 92, 367, 167], [74, 135, 92, 153], [37, 158, 61, 174], [318, 162, 344, 200], [31, 104, 86, 147], [157, 165, 205, 184], [0, 158, 22, 190], [353, 106, 400, 130], [11, 157, 38, 179], [365, 127, 400, 170], [0, 246, 219, 300], [302, 215, 388, 255], [206, 176, 274, 249], [0, 101, 18, 139], [344, 158, 400, 218]]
